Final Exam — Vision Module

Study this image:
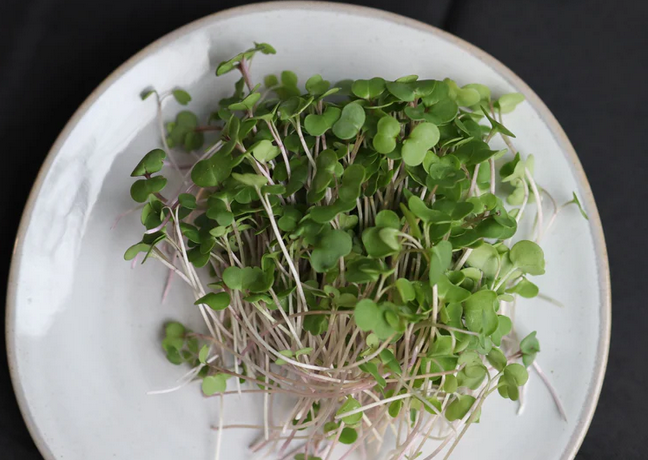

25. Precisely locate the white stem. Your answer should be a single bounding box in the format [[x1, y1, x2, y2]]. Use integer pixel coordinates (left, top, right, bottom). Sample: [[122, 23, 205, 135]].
[[532, 361, 568, 421], [469, 163, 481, 196], [156, 93, 181, 177], [515, 178, 530, 224], [453, 248, 472, 270], [489, 158, 496, 195], [295, 118, 317, 169], [335, 394, 412, 420], [525, 168, 544, 241], [257, 191, 308, 312], [266, 120, 291, 177], [215, 395, 224, 460]]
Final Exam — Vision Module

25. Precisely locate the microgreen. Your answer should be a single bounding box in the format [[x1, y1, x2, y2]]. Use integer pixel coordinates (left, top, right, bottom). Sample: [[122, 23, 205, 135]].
[[124, 43, 566, 460], [172, 89, 192, 105]]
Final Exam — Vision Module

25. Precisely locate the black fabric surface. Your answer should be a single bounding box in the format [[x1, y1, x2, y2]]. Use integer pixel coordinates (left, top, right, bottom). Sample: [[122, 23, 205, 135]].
[[0, 0, 646, 458]]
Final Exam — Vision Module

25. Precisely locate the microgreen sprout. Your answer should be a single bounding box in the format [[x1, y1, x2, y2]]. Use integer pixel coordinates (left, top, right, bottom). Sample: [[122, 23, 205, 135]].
[[124, 43, 587, 459]]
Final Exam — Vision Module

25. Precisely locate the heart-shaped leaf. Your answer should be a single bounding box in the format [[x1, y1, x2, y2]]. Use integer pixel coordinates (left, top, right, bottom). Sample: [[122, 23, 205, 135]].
[[131, 149, 166, 177], [401, 123, 440, 166], [332, 102, 366, 140]]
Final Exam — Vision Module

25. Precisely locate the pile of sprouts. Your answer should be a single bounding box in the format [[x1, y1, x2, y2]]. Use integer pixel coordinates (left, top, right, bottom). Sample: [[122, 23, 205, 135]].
[[123, 43, 586, 459]]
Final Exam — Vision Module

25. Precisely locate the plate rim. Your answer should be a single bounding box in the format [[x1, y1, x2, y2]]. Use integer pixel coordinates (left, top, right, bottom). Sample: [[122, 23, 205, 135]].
[[5, 2, 611, 459]]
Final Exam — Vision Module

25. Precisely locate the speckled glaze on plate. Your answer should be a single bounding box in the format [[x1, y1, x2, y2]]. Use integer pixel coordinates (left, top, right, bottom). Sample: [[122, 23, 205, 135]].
[[6, 2, 610, 459]]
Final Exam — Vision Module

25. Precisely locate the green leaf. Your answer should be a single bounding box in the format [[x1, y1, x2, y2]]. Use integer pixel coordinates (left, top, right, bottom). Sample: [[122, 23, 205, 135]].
[[282, 70, 298, 87], [337, 397, 362, 425], [444, 79, 481, 107], [453, 140, 497, 166], [504, 363, 529, 386], [250, 139, 280, 163], [264, 74, 278, 87], [182, 130, 205, 153], [388, 399, 403, 418], [187, 246, 210, 268], [359, 361, 386, 389], [443, 375, 458, 393], [339, 427, 358, 444], [178, 193, 197, 209], [172, 89, 192, 105], [130, 176, 167, 203], [279, 96, 313, 120], [295, 347, 313, 357], [438, 274, 471, 303], [305, 74, 331, 96], [501, 153, 531, 183], [332, 102, 366, 140], [395, 278, 416, 303], [231, 172, 268, 188], [401, 123, 440, 166], [464, 83, 491, 102], [466, 243, 500, 279], [308, 199, 355, 224], [345, 257, 387, 284], [456, 87, 480, 107], [229, 91, 261, 111], [481, 105, 516, 137], [198, 345, 209, 364], [420, 80, 449, 106], [424, 98, 458, 124], [373, 210, 399, 230], [222, 266, 269, 292], [124, 242, 150, 260], [373, 115, 400, 154], [216, 42, 276, 76], [362, 227, 398, 258], [520, 331, 540, 367], [131, 149, 166, 177], [408, 196, 451, 223], [457, 362, 487, 389], [354, 299, 379, 331], [491, 315, 512, 346], [385, 81, 415, 101], [446, 395, 476, 421], [429, 240, 453, 286], [303, 314, 328, 336], [223, 267, 243, 291], [486, 348, 507, 371], [496, 93, 525, 114], [509, 240, 545, 275], [140, 89, 156, 100], [195, 292, 231, 311], [429, 336, 453, 356], [475, 214, 517, 240], [568, 192, 589, 220], [352, 78, 386, 99], [191, 141, 235, 187], [294, 455, 323, 460], [165, 322, 185, 338], [463, 290, 498, 334], [202, 374, 227, 395], [506, 277, 539, 298], [384, 79, 436, 102], [338, 164, 365, 202], [311, 229, 352, 273], [304, 107, 341, 136], [275, 350, 293, 366]]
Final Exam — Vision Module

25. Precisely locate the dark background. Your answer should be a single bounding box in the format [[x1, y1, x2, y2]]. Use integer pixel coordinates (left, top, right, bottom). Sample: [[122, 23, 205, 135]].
[[0, 0, 646, 458]]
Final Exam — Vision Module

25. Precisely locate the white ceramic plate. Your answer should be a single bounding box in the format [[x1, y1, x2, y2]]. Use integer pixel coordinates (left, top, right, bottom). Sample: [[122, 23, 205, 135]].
[[6, 2, 610, 459]]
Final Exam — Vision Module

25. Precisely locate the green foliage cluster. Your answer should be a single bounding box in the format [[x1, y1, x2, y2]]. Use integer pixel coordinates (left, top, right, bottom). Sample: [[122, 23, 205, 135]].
[[125, 43, 582, 459]]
